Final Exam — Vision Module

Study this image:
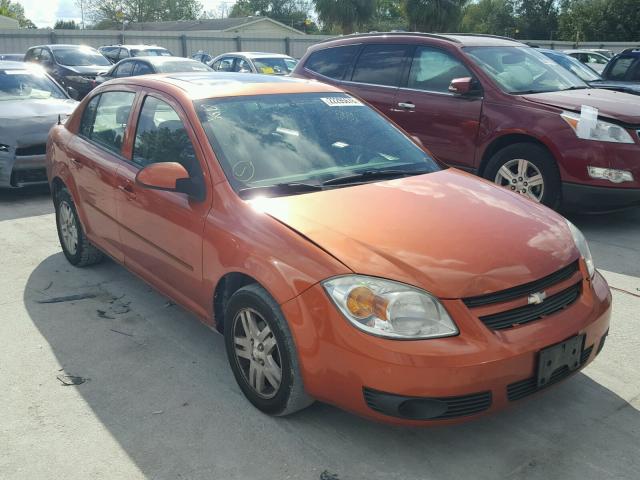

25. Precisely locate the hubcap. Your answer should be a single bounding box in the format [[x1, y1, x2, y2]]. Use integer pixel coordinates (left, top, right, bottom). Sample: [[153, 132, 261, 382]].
[[494, 159, 544, 202], [58, 201, 78, 255], [232, 308, 282, 399]]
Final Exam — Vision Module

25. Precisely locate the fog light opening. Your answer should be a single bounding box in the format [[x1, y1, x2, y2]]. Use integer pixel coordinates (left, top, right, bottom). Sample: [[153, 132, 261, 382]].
[[588, 166, 634, 184]]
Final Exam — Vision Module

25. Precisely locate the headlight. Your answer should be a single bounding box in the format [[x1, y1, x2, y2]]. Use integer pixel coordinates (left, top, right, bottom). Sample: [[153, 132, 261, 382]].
[[322, 275, 458, 339], [566, 220, 595, 278], [561, 111, 634, 143], [65, 75, 91, 84]]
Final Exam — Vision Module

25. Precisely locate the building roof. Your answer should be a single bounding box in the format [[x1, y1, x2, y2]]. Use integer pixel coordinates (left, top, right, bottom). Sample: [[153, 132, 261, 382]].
[[0, 14, 20, 28], [128, 16, 304, 35]]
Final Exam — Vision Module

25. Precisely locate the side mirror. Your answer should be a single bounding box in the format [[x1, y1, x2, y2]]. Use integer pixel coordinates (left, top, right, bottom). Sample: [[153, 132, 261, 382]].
[[448, 77, 474, 95], [67, 87, 80, 100], [135, 162, 205, 201]]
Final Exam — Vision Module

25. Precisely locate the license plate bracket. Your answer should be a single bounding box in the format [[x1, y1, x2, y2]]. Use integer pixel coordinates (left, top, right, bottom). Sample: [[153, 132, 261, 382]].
[[537, 335, 584, 388]]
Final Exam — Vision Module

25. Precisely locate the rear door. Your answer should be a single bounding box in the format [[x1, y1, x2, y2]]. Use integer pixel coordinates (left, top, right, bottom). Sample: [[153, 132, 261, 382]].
[[114, 93, 211, 314], [341, 44, 410, 114], [70, 90, 137, 261], [388, 46, 483, 169]]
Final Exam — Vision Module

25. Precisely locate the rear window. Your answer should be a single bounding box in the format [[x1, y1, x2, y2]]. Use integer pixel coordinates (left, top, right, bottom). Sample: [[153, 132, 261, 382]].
[[351, 44, 407, 87], [304, 45, 360, 80], [606, 56, 638, 81]]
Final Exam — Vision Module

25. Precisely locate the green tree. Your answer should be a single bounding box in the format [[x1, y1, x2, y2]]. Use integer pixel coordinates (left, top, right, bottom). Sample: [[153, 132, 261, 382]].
[[402, 0, 469, 32], [461, 0, 516, 35], [0, 0, 36, 28], [54, 19, 79, 29], [558, 0, 640, 42], [514, 0, 558, 39], [361, 0, 408, 32], [313, 0, 376, 34], [87, 0, 202, 27]]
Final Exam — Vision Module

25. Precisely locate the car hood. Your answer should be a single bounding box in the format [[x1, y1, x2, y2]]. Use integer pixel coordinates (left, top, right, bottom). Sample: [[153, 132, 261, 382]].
[[522, 88, 640, 124], [252, 170, 579, 299], [0, 98, 77, 147], [589, 80, 640, 96], [64, 65, 109, 75]]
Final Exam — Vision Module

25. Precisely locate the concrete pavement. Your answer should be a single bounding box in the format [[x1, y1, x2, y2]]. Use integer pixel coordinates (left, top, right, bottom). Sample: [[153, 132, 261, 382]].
[[1, 186, 639, 480]]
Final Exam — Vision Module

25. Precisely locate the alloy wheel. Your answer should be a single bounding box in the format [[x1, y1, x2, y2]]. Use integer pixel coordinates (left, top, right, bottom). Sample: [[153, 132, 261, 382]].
[[494, 158, 545, 202], [58, 200, 79, 255], [232, 308, 283, 399]]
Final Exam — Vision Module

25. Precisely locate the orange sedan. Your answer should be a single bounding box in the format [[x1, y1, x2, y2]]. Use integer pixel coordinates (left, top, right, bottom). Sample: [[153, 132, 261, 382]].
[[46, 73, 611, 425]]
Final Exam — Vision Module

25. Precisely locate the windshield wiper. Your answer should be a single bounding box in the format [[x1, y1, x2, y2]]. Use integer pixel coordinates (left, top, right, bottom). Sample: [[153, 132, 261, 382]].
[[559, 86, 590, 91], [238, 182, 322, 199], [322, 168, 430, 187]]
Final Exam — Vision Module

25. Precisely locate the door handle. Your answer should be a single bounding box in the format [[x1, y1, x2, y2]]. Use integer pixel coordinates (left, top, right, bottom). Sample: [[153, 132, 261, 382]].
[[397, 102, 416, 110], [118, 182, 136, 200]]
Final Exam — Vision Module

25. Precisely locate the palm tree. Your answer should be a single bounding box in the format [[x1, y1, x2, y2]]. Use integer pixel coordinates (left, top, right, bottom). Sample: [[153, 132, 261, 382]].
[[403, 0, 469, 32], [314, 0, 376, 34]]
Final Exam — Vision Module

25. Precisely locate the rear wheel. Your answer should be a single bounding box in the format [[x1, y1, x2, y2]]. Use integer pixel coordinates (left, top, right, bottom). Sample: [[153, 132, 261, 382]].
[[484, 143, 561, 209], [224, 284, 313, 416], [54, 188, 103, 267]]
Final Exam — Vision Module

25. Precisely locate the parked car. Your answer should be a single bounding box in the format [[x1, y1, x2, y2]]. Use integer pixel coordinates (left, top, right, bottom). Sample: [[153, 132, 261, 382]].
[[601, 48, 640, 83], [25, 44, 111, 99], [47, 72, 611, 425], [0, 53, 24, 61], [563, 49, 610, 74], [0, 61, 76, 187], [94, 56, 212, 86], [209, 52, 298, 75], [191, 50, 213, 64], [540, 49, 640, 96], [587, 48, 614, 59], [293, 33, 640, 211], [98, 44, 173, 64]]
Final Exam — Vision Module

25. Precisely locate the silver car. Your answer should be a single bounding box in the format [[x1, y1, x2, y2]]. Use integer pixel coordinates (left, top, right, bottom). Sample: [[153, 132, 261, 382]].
[[0, 62, 77, 187], [209, 52, 298, 75]]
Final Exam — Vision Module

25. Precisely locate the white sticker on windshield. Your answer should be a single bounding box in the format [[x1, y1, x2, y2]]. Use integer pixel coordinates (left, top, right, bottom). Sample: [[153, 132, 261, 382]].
[[3, 70, 30, 75], [321, 96, 363, 107]]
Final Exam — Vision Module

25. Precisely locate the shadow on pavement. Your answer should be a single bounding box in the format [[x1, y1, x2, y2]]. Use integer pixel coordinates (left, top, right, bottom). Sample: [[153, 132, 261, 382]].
[[24, 253, 640, 480], [0, 185, 53, 222]]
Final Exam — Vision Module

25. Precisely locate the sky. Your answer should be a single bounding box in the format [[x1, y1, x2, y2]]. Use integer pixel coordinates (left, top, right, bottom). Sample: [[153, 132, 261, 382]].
[[19, 0, 238, 28]]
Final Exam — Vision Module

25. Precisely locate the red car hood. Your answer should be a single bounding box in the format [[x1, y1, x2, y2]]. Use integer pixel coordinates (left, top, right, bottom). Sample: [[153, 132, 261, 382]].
[[251, 170, 579, 299], [523, 89, 640, 124]]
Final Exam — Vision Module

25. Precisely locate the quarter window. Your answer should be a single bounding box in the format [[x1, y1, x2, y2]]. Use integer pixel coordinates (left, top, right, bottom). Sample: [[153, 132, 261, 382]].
[[114, 62, 134, 78], [133, 96, 199, 175], [82, 91, 136, 154], [304, 45, 360, 80], [607, 57, 636, 81], [407, 47, 473, 93], [351, 44, 407, 87], [133, 62, 153, 75]]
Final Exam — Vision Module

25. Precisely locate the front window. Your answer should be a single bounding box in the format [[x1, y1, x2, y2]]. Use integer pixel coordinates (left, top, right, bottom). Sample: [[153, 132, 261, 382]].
[[155, 60, 211, 73], [131, 48, 172, 57], [195, 93, 439, 198], [252, 58, 295, 75], [465, 46, 587, 94], [607, 56, 639, 81], [0, 68, 66, 100], [52, 47, 111, 67]]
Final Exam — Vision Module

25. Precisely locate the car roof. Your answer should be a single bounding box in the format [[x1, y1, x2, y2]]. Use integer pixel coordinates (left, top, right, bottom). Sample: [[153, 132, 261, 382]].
[[216, 52, 293, 59], [316, 32, 524, 48], [563, 49, 607, 55], [123, 56, 196, 64], [103, 72, 341, 100], [0, 60, 43, 70], [28, 44, 98, 50]]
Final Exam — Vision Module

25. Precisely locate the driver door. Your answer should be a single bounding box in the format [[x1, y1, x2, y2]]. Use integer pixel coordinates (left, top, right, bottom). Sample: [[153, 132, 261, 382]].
[[388, 46, 483, 169], [115, 93, 212, 316]]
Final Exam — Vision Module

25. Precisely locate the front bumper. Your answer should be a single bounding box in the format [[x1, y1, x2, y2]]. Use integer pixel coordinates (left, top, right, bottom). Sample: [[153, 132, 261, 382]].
[[282, 270, 611, 426], [0, 150, 47, 188], [562, 182, 640, 212]]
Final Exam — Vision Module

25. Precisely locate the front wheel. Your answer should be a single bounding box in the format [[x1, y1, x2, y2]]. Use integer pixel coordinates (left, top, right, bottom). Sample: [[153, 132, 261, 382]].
[[484, 143, 561, 209], [224, 284, 313, 416]]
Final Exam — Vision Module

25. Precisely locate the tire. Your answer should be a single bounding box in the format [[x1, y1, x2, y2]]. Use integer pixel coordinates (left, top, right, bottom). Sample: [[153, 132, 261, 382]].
[[224, 284, 314, 416], [54, 187, 104, 267], [483, 143, 561, 209]]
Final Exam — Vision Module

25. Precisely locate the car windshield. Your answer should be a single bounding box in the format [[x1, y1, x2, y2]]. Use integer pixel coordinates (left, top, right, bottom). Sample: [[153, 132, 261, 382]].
[[131, 48, 172, 57], [52, 47, 110, 66], [541, 51, 602, 82], [465, 46, 588, 94], [0, 68, 66, 100], [195, 93, 439, 197], [252, 57, 294, 75], [155, 60, 212, 73]]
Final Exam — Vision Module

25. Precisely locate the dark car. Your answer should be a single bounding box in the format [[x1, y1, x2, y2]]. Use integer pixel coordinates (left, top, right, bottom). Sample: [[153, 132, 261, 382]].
[[601, 48, 640, 84], [293, 33, 640, 211], [191, 51, 213, 64], [98, 44, 173, 64], [94, 57, 212, 86], [0, 53, 24, 61], [0, 61, 76, 187], [24, 44, 111, 99], [540, 49, 640, 96]]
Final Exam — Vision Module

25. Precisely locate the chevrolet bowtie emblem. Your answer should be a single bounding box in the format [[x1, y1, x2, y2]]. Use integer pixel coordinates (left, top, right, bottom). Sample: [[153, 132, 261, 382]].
[[528, 291, 547, 305]]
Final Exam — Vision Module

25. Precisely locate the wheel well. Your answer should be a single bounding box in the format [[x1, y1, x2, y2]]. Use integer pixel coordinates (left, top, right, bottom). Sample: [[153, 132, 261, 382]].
[[478, 134, 553, 177], [213, 272, 259, 333], [51, 177, 66, 202]]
